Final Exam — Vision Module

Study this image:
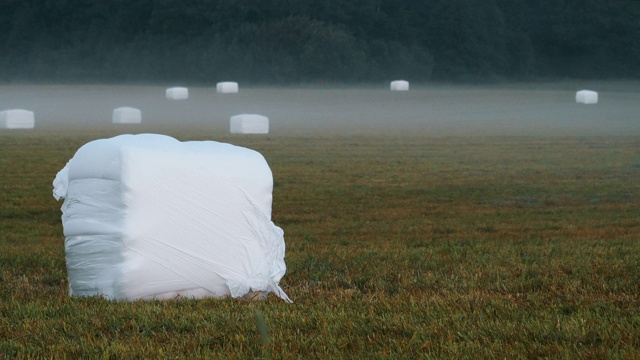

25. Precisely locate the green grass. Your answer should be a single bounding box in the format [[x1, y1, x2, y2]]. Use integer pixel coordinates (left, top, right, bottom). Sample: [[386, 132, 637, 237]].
[[1, 127, 639, 359]]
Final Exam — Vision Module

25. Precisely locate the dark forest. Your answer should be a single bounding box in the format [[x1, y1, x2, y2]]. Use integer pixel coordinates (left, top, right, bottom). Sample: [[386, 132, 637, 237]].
[[1, 0, 639, 84]]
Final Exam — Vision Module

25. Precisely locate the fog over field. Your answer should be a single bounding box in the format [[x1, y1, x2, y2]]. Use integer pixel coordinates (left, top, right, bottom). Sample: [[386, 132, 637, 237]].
[[1, 82, 638, 136]]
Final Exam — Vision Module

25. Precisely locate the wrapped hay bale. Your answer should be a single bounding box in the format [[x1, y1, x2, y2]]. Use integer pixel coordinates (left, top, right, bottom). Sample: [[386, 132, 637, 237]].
[[230, 114, 269, 134], [1, 109, 35, 129], [166, 87, 189, 100], [112, 107, 141, 124], [576, 90, 598, 104], [390, 80, 409, 91], [217, 82, 239, 93], [52, 134, 290, 302]]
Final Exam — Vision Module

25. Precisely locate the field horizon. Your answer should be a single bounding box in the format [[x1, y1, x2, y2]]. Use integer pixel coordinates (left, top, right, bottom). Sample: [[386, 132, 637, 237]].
[[1, 81, 639, 136]]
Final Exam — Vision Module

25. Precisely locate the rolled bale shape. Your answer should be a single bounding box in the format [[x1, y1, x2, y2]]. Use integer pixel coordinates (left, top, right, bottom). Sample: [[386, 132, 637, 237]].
[[230, 114, 269, 134], [166, 87, 189, 100], [52, 134, 291, 302], [390, 80, 409, 91], [217, 82, 239, 93], [0, 109, 35, 129], [113, 107, 142, 124], [576, 90, 598, 104]]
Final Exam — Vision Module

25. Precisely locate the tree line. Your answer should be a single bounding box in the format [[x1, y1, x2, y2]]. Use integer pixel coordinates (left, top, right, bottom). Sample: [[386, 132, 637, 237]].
[[0, 0, 638, 84]]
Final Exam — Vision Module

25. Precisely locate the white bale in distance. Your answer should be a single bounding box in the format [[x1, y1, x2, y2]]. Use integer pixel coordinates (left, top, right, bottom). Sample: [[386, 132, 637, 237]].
[[230, 114, 269, 134], [576, 90, 598, 104], [166, 87, 189, 100], [52, 134, 290, 302], [390, 80, 409, 91], [217, 82, 239, 93], [112, 107, 141, 124], [0, 109, 35, 129]]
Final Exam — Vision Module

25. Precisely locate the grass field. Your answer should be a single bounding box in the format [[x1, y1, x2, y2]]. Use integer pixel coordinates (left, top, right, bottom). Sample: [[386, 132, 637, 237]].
[[1, 84, 640, 358]]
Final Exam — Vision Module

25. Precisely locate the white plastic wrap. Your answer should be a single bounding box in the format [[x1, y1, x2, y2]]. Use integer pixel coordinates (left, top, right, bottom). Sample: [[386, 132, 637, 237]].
[[576, 90, 598, 104], [390, 80, 409, 91], [112, 107, 142, 124], [230, 114, 269, 134], [217, 82, 239, 93], [166, 87, 189, 100], [53, 134, 290, 302], [0, 109, 35, 129]]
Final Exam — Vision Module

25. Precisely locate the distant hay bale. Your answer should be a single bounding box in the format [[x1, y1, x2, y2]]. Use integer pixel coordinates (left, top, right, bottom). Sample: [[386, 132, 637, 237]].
[[0, 109, 35, 129], [112, 107, 142, 124], [230, 114, 269, 134], [217, 82, 239, 93], [576, 90, 598, 104], [166, 87, 189, 100], [390, 80, 409, 91]]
